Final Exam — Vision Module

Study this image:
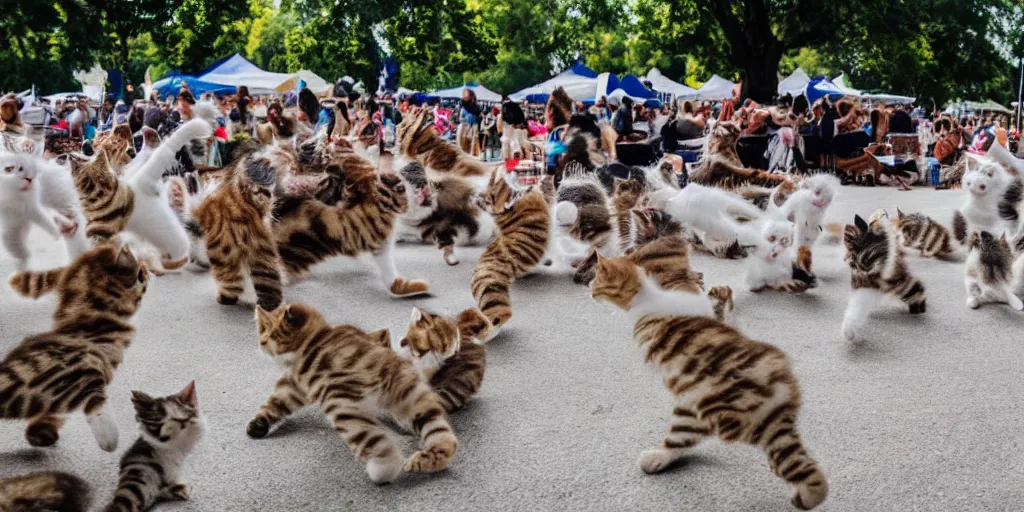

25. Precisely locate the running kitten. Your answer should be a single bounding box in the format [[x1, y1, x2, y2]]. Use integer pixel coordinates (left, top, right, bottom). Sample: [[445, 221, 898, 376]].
[[0, 148, 89, 270], [389, 308, 486, 413], [249, 302, 458, 484], [964, 231, 1022, 310], [779, 174, 840, 283], [663, 182, 763, 246], [590, 256, 827, 510], [105, 382, 205, 512], [0, 471, 91, 512], [841, 215, 927, 342], [745, 220, 809, 293], [4, 245, 149, 451], [891, 208, 958, 260]]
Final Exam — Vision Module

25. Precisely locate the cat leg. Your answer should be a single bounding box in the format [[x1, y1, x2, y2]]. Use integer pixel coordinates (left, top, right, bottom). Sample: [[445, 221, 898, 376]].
[[324, 403, 403, 484], [752, 401, 829, 510], [207, 253, 245, 305], [391, 384, 458, 474], [248, 238, 284, 311], [1001, 285, 1024, 311], [841, 287, 883, 341], [893, 276, 927, 314], [638, 405, 711, 474], [61, 210, 90, 259], [470, 265, 513, 338], [433, 225, 459, 266], [795, 246, 816, 287], [707, 286, 733, 323], [2, 220, 31, 271], [571, 248, 599, 284], [25, 414, 65, 447], [372, 238, 429, 297], [1012, 255, 1024, 295], [83, 394, 119, 452], [965, 277, 982, 309], [160, 483, 191, 501], [247, 376, 308, 439], [25, 202, 62, 239]]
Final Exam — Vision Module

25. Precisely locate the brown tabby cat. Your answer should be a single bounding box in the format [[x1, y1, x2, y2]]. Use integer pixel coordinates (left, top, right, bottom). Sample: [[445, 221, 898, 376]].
[[891, 208, 957, 260], [0, 471, 91, 512], [590, 255, 828, 510], [272, 153, 429, 297], [396, 107, 488, 177], [249, 302, 458, 484], [689, 121, 790, 190], [193, 149, 284, 310], [4, 245, 149, 452], [91, 123, 136, 173], [470, 170, 551, 339], [66, 150, 134, 240]]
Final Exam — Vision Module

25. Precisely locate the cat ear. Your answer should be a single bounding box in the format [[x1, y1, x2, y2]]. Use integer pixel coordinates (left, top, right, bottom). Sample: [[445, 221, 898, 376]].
[[854, 214, 868, 232], [410, 307, 423, 323], [366, 328, 391, 348], [896, 208, 904, 218], [999, 232, 1008, 245], [968, 232, 980, 249], [131, 390, 155, 407], [177, 381, 198, 408], [115, 246, 138, 269], [255, 305, 275, 327], [95, 149, 110, 169]]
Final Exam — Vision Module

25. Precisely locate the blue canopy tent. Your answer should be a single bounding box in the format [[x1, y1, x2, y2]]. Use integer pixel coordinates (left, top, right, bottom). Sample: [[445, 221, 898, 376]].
[[151, 74, 237, 99], [806, 77, 847, 104], [510, 61, 600, 102], [618, 74, 656, 99]]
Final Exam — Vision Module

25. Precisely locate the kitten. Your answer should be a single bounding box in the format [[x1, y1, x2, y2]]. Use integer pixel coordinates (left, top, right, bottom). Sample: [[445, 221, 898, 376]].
[[4, 245, 149, 452], [105, 382, 205, 512], [841, 215, 927, 342], [746, 220, 809, 293], [891, 208, 958, 260], [778, 174, 840, 283], [964, 231, 1022, 310], [551, 163, 618, 268], [589, 256, 827, 510], [249, 302, 458, 484], [395, 161, 495, 266], [389, 308, 486, 413], [396, 107, 488, 177], [272, 153, 428, 298], [663, 183, 763, 246], [956, 162, 1014, 242], [470, 170, 551, 339], [0, 149, 89, 270], [0, 471, 91, 512]]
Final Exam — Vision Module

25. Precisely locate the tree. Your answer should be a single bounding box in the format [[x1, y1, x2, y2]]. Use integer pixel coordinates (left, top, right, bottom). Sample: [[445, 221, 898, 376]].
[[1, 0, 101, 93]]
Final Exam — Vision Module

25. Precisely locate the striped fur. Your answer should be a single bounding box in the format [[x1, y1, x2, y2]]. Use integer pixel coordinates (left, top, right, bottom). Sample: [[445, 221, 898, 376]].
[[964, 231, 1022, 310], [250, 303, 458, 483], [105, 382, 204, 512], [91, 124, 136, 174], [194, 151, 283, 309], [590, 257, 827, 510], [952, 210, 968, 244], [2, 245, 148, 451], [68, 150, 135, 240], [690, 122, 789, 190], [0, 471, 91, 512], [272, 154, 428, 297], [844, 215, 927, 312], [395, 309, 486, 413], [396, 108, 488, 177], [470, 171, 551, 338], [892, 209, 957, 260]]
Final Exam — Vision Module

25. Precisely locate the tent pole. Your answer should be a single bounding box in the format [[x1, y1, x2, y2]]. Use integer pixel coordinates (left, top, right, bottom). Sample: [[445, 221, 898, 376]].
[[1017, 57, 1023, 131]]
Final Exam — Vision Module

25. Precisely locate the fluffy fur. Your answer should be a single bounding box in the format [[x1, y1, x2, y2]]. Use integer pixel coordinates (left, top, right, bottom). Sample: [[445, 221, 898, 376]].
[[663, 183, 763, 246], [0, 471, 91, 512], [964, 232, 1022, 310], [957, 162, 1014, 242], [689, 121, 790, 190], [746, 220, 810, 293], [891, 209, 958, 260], [778, 174, 841, 282], [396, 108, 488, 177]]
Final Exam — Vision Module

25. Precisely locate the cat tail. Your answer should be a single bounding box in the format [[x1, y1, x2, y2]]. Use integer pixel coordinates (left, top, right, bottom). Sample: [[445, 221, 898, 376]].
[[455, 307, 491, 344], [952, 210, 968, 244], [8, 267, 64, 298], [998, 178, 1022, 223], [131, 119, 213, 193], [987, 139, 1024, 177], [0, 471, 91, 512]]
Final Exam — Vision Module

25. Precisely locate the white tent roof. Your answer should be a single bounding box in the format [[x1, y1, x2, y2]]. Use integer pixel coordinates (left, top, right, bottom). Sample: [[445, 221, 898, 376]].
[[832, 74, 862, 97], [777, 68, 810, 97], [862, 93, 916, 104], [691, 75, 735, 100], [275, 70, 331, 95], [430, 83, 502, 103], [645, 68, 697, 97], [509, 68, 598, 101], [199, 53, 291, 95]]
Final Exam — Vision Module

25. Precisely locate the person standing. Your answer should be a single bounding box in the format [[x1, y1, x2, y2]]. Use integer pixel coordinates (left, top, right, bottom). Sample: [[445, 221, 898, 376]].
[[457, 88, 482, 156]]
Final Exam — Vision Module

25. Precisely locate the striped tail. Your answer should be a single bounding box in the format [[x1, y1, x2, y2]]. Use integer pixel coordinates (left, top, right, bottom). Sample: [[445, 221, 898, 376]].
[[470, 266, 513, 334], [456, 308, 492, 343], [752, 404, 829, 510], [952, 210, 968, 244], [774, 279, 810, 294], [8, 268, 64, 298], [103, 467, 161, 512]]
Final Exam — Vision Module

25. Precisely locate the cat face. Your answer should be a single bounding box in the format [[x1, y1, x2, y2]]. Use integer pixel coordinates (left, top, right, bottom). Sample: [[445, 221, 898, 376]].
[[399, 308, 460, 373], [131, 381, 203, 446], [843, 214, 890, 273], [255, 303, 322, 362], [66, 245, 149, 314], [92, 124, 136, 171], [799, 174, 839, 209], [710, 121, 741, 148], [590, 254, 643, 311], [0, 152, 38, 193], [613, 178, 648, 209], [67, 150, 117, 192], [963, 163, 1003, 197], [759, 220, 794, 261]]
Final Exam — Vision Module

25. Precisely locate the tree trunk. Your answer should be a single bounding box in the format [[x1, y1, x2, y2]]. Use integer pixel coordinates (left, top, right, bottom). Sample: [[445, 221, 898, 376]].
[[741, 44, 783, 103]]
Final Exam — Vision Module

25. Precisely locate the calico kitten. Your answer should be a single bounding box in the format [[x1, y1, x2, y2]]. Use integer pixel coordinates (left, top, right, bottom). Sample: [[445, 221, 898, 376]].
[[389, 308, 486, 413], [891, 208, 957, 260], [4, 245, 149, 451], [395, 161, 495, 266], [250, 302, 458, 484], [552, 163, 617, 267], [964, 231, 1022, 310], [470, 170, 551, 339], [590, 256, 827, 510], [396, 108, 488, 177], [745, 220, 810, 293], [841, 215, 927, 342], [272, 154, 428, 298], [193, 148, 284, 309], [105, 382, 205, 512], [0, 148, 89, 270], [91, 124, 137, 173], [0, 471, 91, 512]]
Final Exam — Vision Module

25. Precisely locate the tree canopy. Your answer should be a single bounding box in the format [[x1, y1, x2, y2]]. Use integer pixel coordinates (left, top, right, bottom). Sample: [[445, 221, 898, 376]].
[[1, 0, 1021, 107]]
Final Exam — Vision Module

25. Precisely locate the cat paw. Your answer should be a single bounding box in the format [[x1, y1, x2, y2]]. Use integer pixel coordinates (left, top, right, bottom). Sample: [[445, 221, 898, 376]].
[[86, 411, 119, 452], [792, 481, 829, 510], [966, 297, 980, 309], [366, 452, 403, 484], [442, 251, 459, 266], [908, 301, 926, 314], [55, 215, 78, 238], [246, 417, 271, 439], [389, 278, 430, 298], [1009, 296, 1024, 311], [637, 449, 677, 475], [166, 483, 191, 501], [841, 321, 862, 342], [217, 294, 239, 306], [25, 423, 60, 447]]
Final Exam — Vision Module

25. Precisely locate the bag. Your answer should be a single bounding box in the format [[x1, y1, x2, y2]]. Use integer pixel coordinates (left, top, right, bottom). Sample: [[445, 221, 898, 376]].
[[933, 137, 955, 164]]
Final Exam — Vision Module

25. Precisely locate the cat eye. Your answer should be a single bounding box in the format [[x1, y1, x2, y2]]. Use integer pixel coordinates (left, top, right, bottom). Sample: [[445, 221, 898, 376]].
[[399, 338, 408, 347], [768, 236, 776, 242], [3, 166, 11, 173]]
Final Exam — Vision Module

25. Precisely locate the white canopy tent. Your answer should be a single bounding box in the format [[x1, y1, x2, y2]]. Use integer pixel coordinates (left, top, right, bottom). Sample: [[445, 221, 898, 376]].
[[275, 70, 331, 95], [690, 75, 735, 100], [777, 68, 810, 97], [832, 74, 862, 97], [645, 68, 697, 97], [430, 83, 502, 103], [199, 54, 331, 96], [862, 93, 916, 104], [509, 65, 599, 101]]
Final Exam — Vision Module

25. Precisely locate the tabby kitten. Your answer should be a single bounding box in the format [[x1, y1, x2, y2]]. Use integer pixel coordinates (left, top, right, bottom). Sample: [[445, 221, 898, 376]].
[[0, 471, 91, 512], [589, 255, 827, 510], [193, 148, 284, 309], [105, 382, 205, 512], [470, 170, 551, 339], [841, 215, 927, 342], [249, 303, 458, 484], [4, 245, 149, 451], [891, 208, 958, 260], [272, 153, 429, 297], [396, 107, 488, 177], [964, 231, 1022, 310]]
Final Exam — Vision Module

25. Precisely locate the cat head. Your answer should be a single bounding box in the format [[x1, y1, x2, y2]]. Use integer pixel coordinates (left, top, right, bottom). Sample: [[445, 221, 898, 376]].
[[131, 381, 203, 447], [255, 302, 326, 364], [590, 253, 644, 311], [613, 178, 648, 209], [968, 230, 1011, 255], [759, 219, 794, 261], [480, 169, 527, 215], [798, 173, 840, 209], [963, 162, 1005, 197], [398, 308, 460, 373], [630, 208, 681, 245], [67, 150, 117, 193], [709, 121, 741, 150], [92, 124, 136, 171], [0, 151, 40, 193], [843, 214, 892, 273]]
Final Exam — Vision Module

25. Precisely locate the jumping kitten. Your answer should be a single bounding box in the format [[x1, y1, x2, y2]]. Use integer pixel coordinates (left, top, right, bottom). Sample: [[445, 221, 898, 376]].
[[745, 220, 809, 293], [469, 170, 551, 339], [273, 153, 428, 298], [589, 255, 828, 510], [779, 174, 840, 283], [841, 215, 927, 342], [0, 148, 89, 270], [105, 382, 205, 512], [4, 245, 149, 452], [891, 208, 958, 260], [964, 231, 1022, 310], [249, 302, 458, 484], [0, 471, 91, 512]]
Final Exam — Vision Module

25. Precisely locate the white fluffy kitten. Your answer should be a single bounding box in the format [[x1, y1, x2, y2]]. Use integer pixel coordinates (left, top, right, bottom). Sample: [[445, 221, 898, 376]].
[[745, 220, 804, 292], [779, 173, 840, 249], [663, 183, 763, 245], [959, 162, 1012, 239]]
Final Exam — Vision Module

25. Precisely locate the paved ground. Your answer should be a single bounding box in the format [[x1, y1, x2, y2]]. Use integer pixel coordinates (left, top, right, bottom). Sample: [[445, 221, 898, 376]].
[[2, 187, 1023, 511]]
